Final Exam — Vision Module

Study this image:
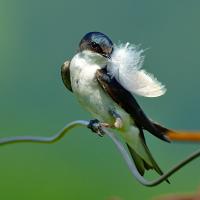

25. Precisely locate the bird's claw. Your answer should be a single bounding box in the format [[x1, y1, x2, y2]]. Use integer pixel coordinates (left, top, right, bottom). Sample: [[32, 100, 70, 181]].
[[87, 119, 110, 137], [114, 117, 123, 129]]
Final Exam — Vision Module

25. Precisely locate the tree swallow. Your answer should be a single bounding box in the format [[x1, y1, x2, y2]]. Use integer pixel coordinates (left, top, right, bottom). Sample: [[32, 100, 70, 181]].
[[61, 32, 171, 176]]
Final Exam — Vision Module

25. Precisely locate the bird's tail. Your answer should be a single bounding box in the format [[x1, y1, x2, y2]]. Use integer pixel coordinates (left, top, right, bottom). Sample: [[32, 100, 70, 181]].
[[125, 123, 200, 180], [124, 126, 169, 182]]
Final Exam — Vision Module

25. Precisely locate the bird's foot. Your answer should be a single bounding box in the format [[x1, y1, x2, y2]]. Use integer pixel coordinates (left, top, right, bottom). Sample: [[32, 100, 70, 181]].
[[87, 119, 110, 137], [114, 117, 123, 129], [109, 109, 123, 129]]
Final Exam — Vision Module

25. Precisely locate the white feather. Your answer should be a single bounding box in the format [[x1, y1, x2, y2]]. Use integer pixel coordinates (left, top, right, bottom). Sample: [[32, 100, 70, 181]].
[[107, 43, 166, 97]]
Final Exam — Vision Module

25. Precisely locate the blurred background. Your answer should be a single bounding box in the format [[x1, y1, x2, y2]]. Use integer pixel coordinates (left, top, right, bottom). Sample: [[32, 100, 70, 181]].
[[0, 0, 200, 199]]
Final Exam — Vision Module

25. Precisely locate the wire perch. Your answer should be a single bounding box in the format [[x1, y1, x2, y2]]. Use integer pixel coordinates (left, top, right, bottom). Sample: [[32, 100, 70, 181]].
[[0, 120, 199, 187]]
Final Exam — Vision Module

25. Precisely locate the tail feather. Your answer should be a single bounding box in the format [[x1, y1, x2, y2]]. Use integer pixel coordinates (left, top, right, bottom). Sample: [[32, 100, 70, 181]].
[[125, 126, 170, 183], [127, 121, 200, 182], [127, 140, 170, 183], [127, 144, 151, 176], [138, 133, 164, 176]]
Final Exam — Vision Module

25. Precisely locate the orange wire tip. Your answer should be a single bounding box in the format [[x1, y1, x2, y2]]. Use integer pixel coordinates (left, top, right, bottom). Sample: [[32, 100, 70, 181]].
[[167, 131, 200, 142]]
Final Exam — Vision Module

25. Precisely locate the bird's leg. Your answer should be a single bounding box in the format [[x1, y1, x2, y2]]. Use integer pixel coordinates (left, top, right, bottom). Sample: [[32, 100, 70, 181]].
[[109, 109, 123, 129], [87, 119, 110, 137]]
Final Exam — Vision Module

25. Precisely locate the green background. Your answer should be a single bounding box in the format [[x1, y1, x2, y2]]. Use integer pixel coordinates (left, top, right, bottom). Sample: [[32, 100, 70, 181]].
[[0, 0, 200, 199]]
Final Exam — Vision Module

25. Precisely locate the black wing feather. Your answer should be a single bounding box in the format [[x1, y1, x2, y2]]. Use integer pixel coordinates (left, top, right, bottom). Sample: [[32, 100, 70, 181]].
[[96, 68, 169, 142], [61, 60, 73, 92]]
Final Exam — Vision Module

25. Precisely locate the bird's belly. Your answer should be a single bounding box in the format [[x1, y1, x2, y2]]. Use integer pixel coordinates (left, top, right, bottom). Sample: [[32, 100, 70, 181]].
[[72, 68, 115, 123], [70, 56, 131, 128]]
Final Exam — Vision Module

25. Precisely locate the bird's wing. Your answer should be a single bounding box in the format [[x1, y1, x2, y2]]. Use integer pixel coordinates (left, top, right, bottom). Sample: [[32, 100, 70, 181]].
[[96, 68, 169, 142], [107, 43, 166, 97], [61, 60, 73, 92]]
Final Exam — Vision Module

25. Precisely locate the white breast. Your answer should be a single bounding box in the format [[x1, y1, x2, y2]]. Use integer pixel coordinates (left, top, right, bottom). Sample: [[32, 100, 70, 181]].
[[70, 51, 131, 128]]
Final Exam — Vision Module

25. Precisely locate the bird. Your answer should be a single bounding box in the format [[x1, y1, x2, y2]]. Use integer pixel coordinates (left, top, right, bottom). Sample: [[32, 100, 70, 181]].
[[61, 31, 171, 177]]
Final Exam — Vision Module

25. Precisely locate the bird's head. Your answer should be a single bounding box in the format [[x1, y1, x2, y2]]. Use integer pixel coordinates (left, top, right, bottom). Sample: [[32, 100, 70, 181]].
[[79, 32, 113, 59]]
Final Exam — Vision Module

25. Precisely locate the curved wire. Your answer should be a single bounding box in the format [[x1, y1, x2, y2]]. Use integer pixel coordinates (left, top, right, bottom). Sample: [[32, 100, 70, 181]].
[[0, 120, 199, 187], [0, 120, 88, 145], [104, 128, 200, 186]]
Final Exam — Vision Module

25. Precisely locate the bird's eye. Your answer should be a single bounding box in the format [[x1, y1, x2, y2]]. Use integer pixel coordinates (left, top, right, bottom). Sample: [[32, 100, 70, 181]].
[[90, 41, 103, 54], [90, 42, 99, 49]]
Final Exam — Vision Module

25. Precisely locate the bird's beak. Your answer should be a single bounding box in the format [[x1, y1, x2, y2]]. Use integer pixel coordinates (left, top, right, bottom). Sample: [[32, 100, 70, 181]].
[[102, 54, 111, 59]]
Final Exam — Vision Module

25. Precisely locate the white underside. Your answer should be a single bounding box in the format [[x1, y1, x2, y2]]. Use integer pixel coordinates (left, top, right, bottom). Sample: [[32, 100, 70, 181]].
[[69, 50, 153, 165], [70, 50, 131, 129]]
